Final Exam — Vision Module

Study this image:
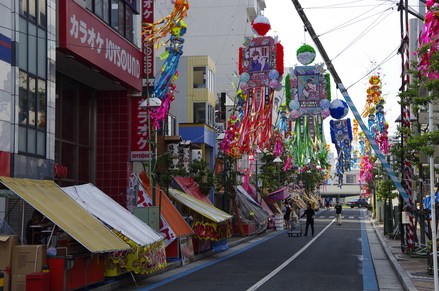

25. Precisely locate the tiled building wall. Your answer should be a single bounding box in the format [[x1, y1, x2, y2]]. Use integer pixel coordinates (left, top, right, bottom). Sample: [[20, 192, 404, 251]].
[[96, 91, 131, 208]]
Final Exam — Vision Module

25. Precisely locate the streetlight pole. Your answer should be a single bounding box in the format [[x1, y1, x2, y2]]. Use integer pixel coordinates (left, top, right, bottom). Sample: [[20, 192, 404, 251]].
[[273, 156, 283, 186]]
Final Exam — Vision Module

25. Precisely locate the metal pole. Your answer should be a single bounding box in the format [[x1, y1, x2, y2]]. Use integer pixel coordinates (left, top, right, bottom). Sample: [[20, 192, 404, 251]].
[[429, 92, 438, 290]]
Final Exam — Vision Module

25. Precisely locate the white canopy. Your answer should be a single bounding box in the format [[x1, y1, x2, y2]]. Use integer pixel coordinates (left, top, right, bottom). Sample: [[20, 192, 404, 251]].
[[62, 183, 163, 247]]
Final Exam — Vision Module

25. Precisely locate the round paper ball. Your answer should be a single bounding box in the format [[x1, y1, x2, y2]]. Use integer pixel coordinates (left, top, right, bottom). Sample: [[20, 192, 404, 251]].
[[296, 45, 316, 65], [240, 82, 249, 91], [289, 100, 300, 110], [275, 82, 283, 91], [320, 99, 330, 109], [330, 99, 349, 119], [289, 110, 301, 120], [251, 15, 271, 36], [269, 79, 278, 89], [268, 69, 279, 80], [321, 108, 331, 118], [240, 72, 250, 83]]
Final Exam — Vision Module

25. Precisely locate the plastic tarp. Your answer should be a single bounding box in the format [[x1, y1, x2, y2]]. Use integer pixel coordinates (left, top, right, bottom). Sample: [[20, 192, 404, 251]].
[[62, 184, 164, 247], [235, 186, 270, 233], [172, 177, 213, 205], [242, 182, 274, 216], [62, 183, 167, 274], [424, 192, 439, 209], [0, 177, 130, 253], [0, 219, 15, 235]]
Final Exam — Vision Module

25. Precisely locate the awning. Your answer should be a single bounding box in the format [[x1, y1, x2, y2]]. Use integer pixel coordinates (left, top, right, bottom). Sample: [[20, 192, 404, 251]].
[[0, 177, 130, 253], [168, 188, 232, 223], [137, 172, 193, 239], [264, 187, 290, 204], [62, 183, 164, 247], [172, 177, 213, 205]]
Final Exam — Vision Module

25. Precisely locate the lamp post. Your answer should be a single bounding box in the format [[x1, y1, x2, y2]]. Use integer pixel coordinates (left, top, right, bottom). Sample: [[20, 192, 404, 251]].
[[273, 156, 283, 186]]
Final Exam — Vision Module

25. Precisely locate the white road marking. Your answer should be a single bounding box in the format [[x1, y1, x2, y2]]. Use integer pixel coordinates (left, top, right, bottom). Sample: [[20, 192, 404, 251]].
[[246, 218, 336, 291]]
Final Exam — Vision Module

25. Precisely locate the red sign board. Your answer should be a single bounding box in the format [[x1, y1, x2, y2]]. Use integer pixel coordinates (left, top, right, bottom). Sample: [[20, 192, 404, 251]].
[[131, 97, 151, 161], [142, 0, 154, 78], [58, 0, 142, 91]]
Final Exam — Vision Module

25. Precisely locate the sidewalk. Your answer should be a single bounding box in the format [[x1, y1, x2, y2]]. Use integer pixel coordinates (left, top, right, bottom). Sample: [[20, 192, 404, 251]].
[[371, 220, 435, 291]]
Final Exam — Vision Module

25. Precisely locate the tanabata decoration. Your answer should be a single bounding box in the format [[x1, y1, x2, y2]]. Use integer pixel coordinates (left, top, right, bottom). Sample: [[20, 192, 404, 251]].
[[283, 49, 330, 171], [330, 118, 352, 187], [142, 0, 190, 47], [222, 15, 283, 156], [364, 75, 389, 154], [418, 0, 439, 80], [142, 1, 189, 128]]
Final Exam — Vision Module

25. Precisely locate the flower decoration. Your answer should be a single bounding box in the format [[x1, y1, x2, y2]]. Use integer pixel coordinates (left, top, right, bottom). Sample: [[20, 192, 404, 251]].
[[289, 100, 300, 111], [269, 69, 280, 80], [296, 45, 316, 65], [240, 72, 250, 83], [320, 99, 330, 109], [329, 99, 349, 119]]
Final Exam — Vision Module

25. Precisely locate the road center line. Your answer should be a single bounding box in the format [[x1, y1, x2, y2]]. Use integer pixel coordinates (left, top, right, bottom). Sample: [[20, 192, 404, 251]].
[[246, 219, 335, 291]]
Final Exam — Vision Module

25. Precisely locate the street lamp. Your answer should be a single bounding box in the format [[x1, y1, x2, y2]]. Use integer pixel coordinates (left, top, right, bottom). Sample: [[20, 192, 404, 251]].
[[139, 97, 162, 206], [273, 156, 283, 185]]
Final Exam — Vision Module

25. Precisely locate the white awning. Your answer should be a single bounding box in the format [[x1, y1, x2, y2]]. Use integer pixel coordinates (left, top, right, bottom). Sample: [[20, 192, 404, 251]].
[[0, 177, 130, 253], [62, 183, 164, 247]]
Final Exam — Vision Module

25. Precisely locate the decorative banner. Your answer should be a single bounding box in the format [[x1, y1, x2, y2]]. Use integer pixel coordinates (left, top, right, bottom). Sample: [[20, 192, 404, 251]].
[[108, 231, 166, 274], [330, 118, 352, 187]]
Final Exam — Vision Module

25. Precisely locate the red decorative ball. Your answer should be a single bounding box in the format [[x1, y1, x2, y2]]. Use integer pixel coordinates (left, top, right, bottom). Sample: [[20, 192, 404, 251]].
[[251, 15, 271, 36]]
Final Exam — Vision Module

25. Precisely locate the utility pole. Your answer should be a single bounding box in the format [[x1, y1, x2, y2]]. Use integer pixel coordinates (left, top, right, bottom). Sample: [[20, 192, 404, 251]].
[[291, 0, 409, 203]]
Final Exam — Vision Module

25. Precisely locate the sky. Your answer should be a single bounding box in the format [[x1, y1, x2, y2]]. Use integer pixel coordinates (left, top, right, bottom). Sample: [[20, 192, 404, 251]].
[[263, 0, 424, 141]]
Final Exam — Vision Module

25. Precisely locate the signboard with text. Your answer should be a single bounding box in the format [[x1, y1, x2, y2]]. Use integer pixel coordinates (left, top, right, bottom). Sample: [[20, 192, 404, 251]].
[[131, 97, 151, 161], [58, 0, 142, 90], [142, 0, 154, 78]]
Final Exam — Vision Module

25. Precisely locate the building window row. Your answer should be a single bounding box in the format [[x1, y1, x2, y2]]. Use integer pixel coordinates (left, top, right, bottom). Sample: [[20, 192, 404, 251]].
[[86, 0, 135, 43], [19, 0, 47, 28], [193, 103, 215, 127], [18, 0, 48, 157]]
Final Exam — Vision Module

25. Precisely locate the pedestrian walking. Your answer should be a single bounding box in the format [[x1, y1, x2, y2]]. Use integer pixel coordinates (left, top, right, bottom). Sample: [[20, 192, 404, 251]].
[[282, 201, 292, 229], [301, 204, 315, 236], [325, 197, 331, 210], [334, 201, 343, 225]]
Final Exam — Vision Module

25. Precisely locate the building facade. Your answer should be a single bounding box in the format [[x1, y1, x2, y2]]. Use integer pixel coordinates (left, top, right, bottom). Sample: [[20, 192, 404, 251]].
[[0, 0, 145, 231]]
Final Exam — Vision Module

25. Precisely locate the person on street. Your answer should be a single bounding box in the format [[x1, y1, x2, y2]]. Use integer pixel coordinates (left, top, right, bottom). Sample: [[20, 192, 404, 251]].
[[325, 197, 331, 210], [301, 204, 315, 236], [334, 201, 343, 225], [282, 201, 292, 229]]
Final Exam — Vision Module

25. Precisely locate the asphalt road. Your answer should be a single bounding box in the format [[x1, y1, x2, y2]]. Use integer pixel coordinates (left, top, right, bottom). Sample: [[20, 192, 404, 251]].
[[119, 208, 391, 291]]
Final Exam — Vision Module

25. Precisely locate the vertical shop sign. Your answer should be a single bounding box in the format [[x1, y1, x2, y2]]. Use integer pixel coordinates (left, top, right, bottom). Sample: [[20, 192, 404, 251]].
[[131, 97, 151, 161], [142, 0, 154, 78]]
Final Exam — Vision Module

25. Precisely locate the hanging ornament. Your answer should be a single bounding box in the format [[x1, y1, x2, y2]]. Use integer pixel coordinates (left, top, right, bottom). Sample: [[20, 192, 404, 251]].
[[329, 99, 348, 119], [251, 15, 271, 36], [296, 45, 316, 65]]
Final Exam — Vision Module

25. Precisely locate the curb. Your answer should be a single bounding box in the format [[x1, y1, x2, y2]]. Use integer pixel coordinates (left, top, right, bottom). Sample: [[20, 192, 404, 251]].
[[371, 220, 418, 291]]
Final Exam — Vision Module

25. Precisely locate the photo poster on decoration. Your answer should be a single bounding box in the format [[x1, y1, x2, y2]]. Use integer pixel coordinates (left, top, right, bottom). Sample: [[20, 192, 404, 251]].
[[240, 36, 275, 88], [294, 66, 323, 115], [180, 236, 195, 265], [332, 119, 350, 149]]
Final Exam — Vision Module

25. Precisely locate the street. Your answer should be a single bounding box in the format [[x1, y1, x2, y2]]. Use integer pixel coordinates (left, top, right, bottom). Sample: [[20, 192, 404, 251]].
[[116, 208, 402, 291]]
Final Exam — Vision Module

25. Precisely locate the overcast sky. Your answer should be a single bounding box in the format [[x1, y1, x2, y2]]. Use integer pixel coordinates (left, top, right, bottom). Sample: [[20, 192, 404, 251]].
[[264, 0, 424, 141]]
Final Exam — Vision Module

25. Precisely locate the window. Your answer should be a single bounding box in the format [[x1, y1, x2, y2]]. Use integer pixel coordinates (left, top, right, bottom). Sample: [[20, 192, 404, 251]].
[[55, 75, 95, 185], [18, 0, 47, 157], [193, 67, 206, 88], [193, 103, 214, 126], [346, 175, 356, 184], [86, 0, 135, 43], [18, 72, 46, 156]]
